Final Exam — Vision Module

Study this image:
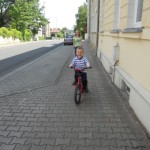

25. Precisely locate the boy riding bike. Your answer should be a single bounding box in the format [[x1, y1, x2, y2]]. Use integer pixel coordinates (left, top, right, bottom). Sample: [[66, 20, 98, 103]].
[[68, 47, 91, 93]]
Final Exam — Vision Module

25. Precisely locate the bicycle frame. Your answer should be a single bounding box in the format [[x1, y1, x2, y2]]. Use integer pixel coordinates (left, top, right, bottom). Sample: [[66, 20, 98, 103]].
[[76, 72, 83, 93], [74, 69, 83, 104]]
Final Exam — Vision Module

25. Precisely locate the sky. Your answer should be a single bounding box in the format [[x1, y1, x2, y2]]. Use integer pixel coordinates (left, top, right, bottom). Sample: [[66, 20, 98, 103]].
[[39, 0, 86, 30]]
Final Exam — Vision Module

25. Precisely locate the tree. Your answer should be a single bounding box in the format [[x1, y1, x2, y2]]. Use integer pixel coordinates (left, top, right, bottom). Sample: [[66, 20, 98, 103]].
[[0, 0, 16, 27], [9, 0, 48, 36], [75, 3, 87, 38], [0, 0, 48, 40]]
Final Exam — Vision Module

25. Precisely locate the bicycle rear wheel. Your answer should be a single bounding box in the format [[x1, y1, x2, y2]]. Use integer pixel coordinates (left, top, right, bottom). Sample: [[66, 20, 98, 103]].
[[74, 85, 81, 104]]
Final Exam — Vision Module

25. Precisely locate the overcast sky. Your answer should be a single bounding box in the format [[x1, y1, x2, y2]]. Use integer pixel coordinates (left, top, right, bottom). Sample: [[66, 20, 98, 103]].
[[39, 0, 86, 29]]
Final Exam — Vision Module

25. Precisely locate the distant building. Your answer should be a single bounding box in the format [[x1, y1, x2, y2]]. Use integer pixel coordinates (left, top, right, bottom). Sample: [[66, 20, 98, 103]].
[[50, 28, 60, 37], [42, 21, 51, 37]]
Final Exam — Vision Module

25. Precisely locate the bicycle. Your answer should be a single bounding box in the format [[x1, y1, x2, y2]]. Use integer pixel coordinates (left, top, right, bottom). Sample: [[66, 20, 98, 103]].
[[70, 67, 92, 104]]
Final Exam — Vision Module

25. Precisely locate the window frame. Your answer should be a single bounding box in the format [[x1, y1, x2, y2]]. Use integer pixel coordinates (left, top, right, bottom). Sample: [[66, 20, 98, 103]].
[[133, 0, 143, 28]]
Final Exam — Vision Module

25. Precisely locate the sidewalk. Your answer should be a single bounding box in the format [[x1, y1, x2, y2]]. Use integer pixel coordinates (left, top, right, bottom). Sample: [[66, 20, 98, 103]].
[[0, 41, 149, 150]]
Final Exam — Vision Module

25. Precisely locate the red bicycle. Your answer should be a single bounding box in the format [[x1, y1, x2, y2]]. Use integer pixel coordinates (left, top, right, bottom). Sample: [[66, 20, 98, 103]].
[[70, 67, 92, 104]]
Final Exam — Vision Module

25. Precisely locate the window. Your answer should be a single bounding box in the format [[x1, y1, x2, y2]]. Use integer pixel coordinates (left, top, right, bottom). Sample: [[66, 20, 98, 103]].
[[113, 0, 121, 30], [134, 0, 143, 27], [127, 0, 143, 29]]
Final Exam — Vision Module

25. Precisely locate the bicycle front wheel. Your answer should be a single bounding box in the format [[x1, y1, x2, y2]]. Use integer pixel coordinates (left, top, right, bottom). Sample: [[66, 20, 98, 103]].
[[74, 85, 81, 104]]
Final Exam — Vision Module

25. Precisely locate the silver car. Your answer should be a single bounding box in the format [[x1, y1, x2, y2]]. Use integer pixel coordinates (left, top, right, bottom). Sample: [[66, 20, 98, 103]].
[[64, 35, 73, 45]]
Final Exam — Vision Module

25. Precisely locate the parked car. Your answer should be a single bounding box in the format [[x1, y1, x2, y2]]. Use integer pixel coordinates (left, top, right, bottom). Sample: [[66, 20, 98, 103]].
[[64, 35, 73, 45]]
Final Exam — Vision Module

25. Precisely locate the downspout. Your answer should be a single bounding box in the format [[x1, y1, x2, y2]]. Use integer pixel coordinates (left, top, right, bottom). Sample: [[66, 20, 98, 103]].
[[95, 0, 100, 56], [88, 0, 91, 42]]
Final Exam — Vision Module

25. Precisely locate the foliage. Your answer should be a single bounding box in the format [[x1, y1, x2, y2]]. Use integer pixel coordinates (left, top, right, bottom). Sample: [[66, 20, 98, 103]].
[[75, 3, 87, 38], [0, 0, 48, 41], [10, 29, 22, 40], [57, 32, 64, 38], [38, 36, 44, 40], [24, 29, 32, 41], [0, 27, 23, 40], [0, 27, 9, 38], [60, 27, 69, 37], [0, 0, 16, 27]]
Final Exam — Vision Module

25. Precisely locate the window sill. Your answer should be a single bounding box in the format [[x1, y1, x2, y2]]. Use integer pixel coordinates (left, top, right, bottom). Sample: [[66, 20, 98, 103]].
[[122, 28, 143, 33], [100, 31, 104, 33], [111, 29, 120, 33]]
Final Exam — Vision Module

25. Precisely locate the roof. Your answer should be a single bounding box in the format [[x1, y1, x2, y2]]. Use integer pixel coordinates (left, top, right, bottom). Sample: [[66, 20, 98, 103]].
[[50, 28, 60, 33]]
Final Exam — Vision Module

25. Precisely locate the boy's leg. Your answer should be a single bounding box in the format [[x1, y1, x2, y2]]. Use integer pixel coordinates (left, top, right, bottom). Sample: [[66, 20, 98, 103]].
[[81, 72, 87, 90], [72, 71, 78, 85]]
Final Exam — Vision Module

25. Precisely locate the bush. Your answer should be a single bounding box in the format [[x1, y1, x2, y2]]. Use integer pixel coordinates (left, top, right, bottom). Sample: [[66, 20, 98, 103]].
[[38, 36, 44, 40], [57, 32, 63, 38], [24, 29, 32, 41], [10, 29, 18, 39], [17, 31, 22, 40], [0, 27, 9, 38]]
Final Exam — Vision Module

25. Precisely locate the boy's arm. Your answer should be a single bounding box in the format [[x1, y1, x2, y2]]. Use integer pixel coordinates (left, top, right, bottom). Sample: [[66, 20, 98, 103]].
[[85, 57, 90, 67], [69, 59, 74, 68], [86, 62, 90, 67], [69, 63, 73, 68]]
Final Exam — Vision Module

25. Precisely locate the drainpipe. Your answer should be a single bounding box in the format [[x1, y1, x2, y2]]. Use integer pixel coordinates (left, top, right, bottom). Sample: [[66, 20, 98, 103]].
[[88, 0, 91, 42], [95, 0, 100, 56], [112, 60, 119, 83], [112, 42, 120, 83]]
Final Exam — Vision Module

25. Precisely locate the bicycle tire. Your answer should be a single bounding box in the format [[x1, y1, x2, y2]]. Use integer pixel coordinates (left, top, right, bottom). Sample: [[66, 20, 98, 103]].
[[74, 85, 81, 104]]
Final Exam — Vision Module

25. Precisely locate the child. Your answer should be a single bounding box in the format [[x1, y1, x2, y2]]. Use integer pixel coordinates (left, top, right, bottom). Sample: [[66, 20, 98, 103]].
[[69, 47, 90, 92]]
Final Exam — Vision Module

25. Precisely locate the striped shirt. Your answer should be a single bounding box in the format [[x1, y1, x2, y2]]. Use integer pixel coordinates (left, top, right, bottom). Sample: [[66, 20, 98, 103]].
[[70, 56, 90, 71]]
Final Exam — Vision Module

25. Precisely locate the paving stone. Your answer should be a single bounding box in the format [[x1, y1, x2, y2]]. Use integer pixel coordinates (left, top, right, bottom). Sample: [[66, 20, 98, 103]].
[[55, 138, 70, 145], [0, 136, 12, 144], [30, 145, 46, 150], [79, 132, 92, 139], [0, 144, 16, 150], [25, 138, 41, 145], [46, 145, 61, 150], [8, 131, 23, 137], [11, 137, 26, 144], [40, 138, 55, 145]]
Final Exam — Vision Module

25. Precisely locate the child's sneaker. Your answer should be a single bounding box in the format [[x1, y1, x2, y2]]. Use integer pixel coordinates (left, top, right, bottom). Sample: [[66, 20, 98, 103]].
[[72, 81, 77, 85], [83, 87, 89, 93]]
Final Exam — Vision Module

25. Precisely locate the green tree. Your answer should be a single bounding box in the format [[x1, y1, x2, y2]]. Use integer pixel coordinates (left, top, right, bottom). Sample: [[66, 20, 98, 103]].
[[0, 0, 16, 27], [75, 3, 87, 38], [9, 0, 47, 37], [0, 0, 48, 40]]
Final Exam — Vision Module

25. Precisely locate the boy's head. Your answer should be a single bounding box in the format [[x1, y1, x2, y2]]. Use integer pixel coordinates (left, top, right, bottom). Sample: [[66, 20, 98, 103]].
[[76, 47, 84, 58]]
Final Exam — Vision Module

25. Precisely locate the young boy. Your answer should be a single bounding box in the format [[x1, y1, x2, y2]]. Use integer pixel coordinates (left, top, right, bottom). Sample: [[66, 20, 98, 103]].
[[69, 47, 91, 92]]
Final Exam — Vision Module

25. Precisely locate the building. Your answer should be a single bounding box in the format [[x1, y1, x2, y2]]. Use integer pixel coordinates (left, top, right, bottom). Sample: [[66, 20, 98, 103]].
[[50, 28, 60, 38], [42, 21, 51, 37], [87, 0, 150, 134]]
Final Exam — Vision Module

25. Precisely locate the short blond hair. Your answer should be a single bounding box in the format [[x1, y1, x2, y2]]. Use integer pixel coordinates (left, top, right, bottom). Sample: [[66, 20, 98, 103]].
[[76, 46, 84, 51]]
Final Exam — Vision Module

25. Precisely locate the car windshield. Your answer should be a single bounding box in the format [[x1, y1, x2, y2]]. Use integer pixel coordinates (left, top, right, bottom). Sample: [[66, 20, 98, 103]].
[[65, 35, 73, 38]]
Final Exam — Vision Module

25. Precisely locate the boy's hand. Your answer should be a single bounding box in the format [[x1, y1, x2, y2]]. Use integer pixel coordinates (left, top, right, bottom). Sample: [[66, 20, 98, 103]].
[[68, 65, 73, 68]]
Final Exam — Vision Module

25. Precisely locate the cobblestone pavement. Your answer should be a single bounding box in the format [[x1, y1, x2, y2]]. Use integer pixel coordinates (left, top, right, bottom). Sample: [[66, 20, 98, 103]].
[[0, 41, 150, 150]]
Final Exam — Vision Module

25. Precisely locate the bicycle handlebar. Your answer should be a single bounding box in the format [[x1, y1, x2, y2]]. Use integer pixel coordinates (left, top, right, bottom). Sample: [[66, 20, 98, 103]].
[[69, 66, 92, 69]]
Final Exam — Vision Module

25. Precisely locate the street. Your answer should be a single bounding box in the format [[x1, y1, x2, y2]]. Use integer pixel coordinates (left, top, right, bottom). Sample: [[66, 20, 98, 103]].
[[0, 41, 150, 150]]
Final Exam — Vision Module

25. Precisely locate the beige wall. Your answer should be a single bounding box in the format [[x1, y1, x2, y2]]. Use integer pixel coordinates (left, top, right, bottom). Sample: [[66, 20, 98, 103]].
[[98, 0, 150, 91]]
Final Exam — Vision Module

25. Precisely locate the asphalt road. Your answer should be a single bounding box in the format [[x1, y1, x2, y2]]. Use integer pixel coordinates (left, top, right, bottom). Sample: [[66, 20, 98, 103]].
[[0, 40, 63, 76]]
